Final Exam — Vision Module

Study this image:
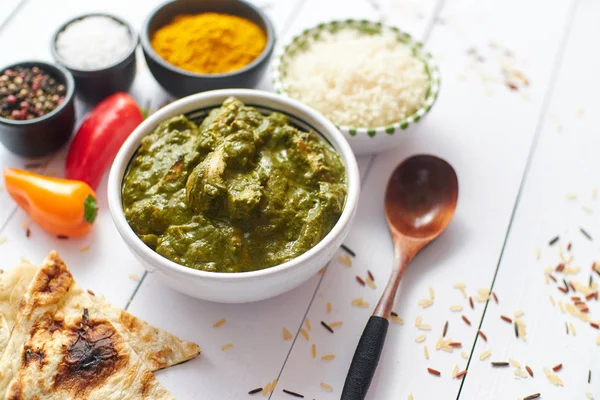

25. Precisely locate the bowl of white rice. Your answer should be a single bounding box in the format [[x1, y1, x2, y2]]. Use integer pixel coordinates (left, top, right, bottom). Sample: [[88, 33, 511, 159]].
[[272, 20, 440, 155]]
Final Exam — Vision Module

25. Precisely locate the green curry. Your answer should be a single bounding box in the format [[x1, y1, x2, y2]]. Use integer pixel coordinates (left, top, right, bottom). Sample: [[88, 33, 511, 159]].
[[122, 97, 347, 273]]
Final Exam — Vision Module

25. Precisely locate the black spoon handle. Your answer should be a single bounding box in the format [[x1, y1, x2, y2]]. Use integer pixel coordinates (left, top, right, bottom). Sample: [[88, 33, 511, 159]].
[[341, 316, 389, 400]]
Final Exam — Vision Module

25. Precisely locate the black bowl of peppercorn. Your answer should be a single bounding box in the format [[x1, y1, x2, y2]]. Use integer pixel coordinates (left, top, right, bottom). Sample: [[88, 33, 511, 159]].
[[0, 61, 76, 158]]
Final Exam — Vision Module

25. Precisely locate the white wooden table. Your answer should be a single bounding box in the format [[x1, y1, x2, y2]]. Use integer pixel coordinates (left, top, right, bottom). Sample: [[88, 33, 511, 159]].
[[1, 0, 598, 399]]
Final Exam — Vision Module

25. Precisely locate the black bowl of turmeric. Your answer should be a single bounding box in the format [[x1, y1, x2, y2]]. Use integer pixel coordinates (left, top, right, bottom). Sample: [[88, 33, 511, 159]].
[[141, 0, 275, 98]]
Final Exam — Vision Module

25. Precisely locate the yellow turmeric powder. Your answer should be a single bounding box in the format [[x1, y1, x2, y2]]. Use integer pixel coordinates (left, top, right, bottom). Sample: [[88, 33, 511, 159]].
[[151, 13, 267, 74]]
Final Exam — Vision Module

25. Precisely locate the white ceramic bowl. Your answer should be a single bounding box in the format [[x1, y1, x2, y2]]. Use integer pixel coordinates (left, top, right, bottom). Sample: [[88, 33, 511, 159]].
[[272, 19, 440, 156], [108, 89, 360, 303]]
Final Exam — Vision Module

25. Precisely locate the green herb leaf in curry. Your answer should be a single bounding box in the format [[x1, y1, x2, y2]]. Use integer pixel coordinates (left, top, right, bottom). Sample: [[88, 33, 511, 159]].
[[122, 97, 347, 273]]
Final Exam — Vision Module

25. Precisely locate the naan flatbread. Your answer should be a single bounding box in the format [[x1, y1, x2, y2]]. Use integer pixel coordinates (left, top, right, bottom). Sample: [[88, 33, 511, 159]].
[[0, 262, 38, 353], [0, 259, 199, 371], [0, 251, 174, 399]]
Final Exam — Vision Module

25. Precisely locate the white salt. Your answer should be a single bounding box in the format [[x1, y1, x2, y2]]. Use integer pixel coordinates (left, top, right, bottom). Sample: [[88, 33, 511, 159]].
[[55, 16, 132, 70]]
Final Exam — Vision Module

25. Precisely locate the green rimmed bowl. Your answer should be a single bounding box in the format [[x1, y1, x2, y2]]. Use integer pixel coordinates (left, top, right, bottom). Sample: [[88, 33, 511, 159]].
[[272, 19, 440, 155]]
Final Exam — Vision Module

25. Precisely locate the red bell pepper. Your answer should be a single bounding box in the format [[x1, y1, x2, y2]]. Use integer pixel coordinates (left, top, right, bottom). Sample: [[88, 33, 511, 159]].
[[65, 93, 143, 189]]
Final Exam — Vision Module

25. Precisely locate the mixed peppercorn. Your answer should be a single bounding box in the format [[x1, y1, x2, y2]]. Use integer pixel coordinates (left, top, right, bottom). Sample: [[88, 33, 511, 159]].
[[0, 66, 66, 120]]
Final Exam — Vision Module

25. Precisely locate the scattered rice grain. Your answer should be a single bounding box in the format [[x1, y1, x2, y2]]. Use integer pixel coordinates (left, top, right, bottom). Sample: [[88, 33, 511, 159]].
[[479, 350, 491, 360], [213, 318, 226, 328], [300, 329, 309, 341], [320, 383, 333, 392], [283, 328, 293, 341]]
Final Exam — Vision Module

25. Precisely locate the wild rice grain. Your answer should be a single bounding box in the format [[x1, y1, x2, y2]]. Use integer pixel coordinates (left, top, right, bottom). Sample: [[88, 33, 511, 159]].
[[356, 276, 366, 286], [340, 244, 356, 257], [367, 270, 375, 282], [580, 227, 593, 241], [469, 297, 474, 309], [443, 321, 449, 337], [492, 292, 499, 304], [462, 315, 471, 326], [523, 394, 541, 400], [558, 286, 568, 294], [549, 236, 560, 246], [526, 365, 534, 377], [588, 369, 591, 383], [248, 387, 262, 395], [321, 321, 334, 333], [514, 322, 519, 338], [478, 330, 488, 341], [552, 363, 562, 372], [427, 368, 441, 376], [282, 389, 304, 398], [491, 362, 509, 367], [391, 311, 399, 317]]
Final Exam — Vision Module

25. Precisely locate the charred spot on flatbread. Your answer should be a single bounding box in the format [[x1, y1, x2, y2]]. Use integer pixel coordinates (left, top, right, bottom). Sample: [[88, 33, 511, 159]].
[[48, 318, 64, 333], [22, 345, 45, 368], [53, 309, 128, 394]]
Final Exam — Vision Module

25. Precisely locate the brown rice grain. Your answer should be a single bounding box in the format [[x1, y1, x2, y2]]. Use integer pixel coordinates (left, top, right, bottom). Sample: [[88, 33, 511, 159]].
[[213, 318, 226, 328], [320, 383, 333, 392], [300, 329, 309, 341], [525, 365, 534, 377], [283, 328, 293, 341]]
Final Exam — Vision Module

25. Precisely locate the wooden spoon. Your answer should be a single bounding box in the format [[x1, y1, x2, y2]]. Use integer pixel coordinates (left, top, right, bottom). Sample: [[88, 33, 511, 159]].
[[341, 155, 459, 400]]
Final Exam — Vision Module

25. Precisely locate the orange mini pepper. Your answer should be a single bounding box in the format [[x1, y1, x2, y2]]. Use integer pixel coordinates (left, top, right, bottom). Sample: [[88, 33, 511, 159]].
[[3, 168, 98, 238]]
